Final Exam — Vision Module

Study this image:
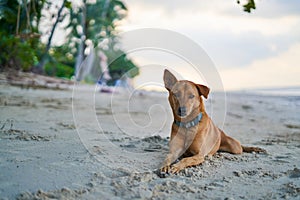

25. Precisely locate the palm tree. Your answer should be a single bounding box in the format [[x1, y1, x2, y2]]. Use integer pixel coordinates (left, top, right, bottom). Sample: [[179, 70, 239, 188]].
[[66, 0, 128, 77]]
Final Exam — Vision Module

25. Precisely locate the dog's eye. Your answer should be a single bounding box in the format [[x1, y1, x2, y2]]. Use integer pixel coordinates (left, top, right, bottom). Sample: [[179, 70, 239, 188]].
[[173, 93, 180, 98], [189, 94, 195, 99]]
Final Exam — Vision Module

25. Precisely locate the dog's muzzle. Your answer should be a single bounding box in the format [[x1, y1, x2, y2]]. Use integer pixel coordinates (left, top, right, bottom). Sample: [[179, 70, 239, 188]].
[[178, 106, 187, 117]]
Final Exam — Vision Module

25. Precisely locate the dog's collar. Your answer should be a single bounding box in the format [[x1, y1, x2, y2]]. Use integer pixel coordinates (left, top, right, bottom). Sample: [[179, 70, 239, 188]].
[[174, 112, 203, 128]]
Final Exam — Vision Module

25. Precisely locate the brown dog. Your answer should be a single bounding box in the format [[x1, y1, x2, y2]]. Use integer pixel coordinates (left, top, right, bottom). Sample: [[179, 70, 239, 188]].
[[161, 69, 266, 174]]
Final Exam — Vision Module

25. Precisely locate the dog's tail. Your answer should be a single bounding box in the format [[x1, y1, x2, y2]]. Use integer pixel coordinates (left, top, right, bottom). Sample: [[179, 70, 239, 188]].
[[242, 146, 267, 154]]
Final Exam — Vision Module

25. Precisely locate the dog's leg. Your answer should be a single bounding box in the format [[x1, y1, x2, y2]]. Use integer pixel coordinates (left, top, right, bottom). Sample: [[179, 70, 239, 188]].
[[160, 153, 179, 173], [170, 154, 205, 174], [219, 130, 267, 154], [219, 130, 243, 154], [160, 136, 185, 173]]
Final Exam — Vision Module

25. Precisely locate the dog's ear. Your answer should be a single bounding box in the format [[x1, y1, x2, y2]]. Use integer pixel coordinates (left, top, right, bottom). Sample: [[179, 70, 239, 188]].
[[163, 69, 177, 91], [195, 84, 210, 99]]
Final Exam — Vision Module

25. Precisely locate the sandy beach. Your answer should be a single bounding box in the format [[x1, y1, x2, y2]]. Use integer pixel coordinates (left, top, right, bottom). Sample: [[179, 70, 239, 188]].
[[0, 83, 299, 199]]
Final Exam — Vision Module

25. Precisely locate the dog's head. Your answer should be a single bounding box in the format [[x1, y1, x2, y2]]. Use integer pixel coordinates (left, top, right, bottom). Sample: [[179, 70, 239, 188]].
[[163, 69, 209, 119]]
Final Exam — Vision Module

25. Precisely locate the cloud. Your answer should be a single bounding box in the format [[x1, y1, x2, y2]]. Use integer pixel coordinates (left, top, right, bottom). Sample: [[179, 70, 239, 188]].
[[254, 0, 300, 18], [120, 0, 300, 89], [120, 0, 300, 67], [220, 43, 300, 90], [121, 0, 300, 38]]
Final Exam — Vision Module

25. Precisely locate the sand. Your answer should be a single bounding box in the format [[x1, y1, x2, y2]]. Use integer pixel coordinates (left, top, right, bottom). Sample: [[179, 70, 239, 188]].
[[0, 82, 299, 200]]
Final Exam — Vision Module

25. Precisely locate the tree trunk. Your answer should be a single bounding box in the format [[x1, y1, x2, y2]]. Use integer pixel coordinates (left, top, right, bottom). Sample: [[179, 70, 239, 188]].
[[75, 0, 87, 80], [16, 4, 21, 35], [102, 0, 110, 19], [33, 0, 66, 74]]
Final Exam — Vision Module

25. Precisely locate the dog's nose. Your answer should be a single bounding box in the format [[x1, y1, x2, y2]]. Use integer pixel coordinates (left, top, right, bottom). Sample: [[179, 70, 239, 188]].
[[178, 106, 187, 116]]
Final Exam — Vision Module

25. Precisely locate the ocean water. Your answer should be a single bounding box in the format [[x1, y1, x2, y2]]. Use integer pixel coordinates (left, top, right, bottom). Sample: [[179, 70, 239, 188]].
[[238, 87, 300, 110], [242, 87, 300, 97]]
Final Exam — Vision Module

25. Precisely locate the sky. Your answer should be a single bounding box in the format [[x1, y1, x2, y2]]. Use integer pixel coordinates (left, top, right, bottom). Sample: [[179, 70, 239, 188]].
[[117, 0, 300, 91]]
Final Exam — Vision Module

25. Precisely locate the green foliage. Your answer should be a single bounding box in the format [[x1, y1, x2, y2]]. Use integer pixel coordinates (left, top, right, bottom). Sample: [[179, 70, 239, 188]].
[[44, 45, 75, 78], [237, 0, 256, 13], [0, 31, 38, 71], [0, 0, 46, 71], [0, 0, 45, 34], [45, 62, 74, 79], [107, 52, 139, 84], [0, 0, 20, 33], [64, 1, 72, 9]]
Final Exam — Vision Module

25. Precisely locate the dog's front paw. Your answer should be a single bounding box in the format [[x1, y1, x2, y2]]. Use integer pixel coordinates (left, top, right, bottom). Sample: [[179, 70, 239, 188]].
[[160, 165, 171, 173], [170, 163, 184, 174], [157, 165, 171, 178]]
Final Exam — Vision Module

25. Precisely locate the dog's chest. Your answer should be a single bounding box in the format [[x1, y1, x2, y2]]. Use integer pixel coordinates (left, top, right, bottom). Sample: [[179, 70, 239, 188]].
[[176, 126, 198, 150]]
